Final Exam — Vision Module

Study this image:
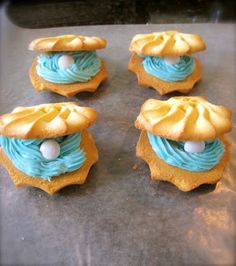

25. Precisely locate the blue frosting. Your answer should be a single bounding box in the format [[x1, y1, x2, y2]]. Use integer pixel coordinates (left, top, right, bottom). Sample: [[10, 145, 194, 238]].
[[0, 132, 86, 181], [142, 55, 195, 82], [36, 51, 101, 84], [147, 132, 224, 172]]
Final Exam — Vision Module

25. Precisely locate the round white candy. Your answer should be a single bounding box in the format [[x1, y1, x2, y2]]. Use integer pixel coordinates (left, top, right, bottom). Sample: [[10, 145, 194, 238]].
[[184, 141, 205, 153], [58, 55, 74, 70], [164, 56, 180, 65], [40, 140, 60, 160]]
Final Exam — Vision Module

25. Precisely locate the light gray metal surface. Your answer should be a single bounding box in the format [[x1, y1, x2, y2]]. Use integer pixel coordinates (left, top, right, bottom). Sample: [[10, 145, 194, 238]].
[[0, 11, 236, 266]]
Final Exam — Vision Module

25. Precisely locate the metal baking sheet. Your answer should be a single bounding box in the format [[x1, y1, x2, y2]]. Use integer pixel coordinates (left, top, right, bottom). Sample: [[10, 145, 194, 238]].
[[1, 10, 236, 266]]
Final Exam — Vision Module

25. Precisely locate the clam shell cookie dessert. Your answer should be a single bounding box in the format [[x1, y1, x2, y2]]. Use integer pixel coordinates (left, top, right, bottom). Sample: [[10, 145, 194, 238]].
[[128, 31, 206, 95], [29, 35, 108, 97], [135, 96, 232, 191], [0, 102, 98, 194]]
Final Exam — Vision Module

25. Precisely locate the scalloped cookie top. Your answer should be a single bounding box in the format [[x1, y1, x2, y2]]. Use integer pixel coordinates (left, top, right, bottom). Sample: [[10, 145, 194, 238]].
[[135, 96, 232, 141], [29, 35, 107, 52], [129, 31, 206, 56], [0, 102, 97, 139]]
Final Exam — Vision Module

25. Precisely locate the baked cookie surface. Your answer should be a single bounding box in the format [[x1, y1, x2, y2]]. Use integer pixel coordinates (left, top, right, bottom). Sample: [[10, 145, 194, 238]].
[[0, 102, 97, 139], [135, 96, 232, 140], [29, 34, 107, 51], [129, 31, 206, 56]]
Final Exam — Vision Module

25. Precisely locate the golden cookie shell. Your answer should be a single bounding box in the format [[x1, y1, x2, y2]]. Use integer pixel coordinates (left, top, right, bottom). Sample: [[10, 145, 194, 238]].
[[129, 31, 206, 56], [135, 96, 232, 141], [29, 35, 107, 51], [0, 102, 97, 139]]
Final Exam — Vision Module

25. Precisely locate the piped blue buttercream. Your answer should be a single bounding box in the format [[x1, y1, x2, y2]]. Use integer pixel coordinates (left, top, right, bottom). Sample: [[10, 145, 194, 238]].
[[147, 132, 224, 172], [36, 51, 101, 84], [142, 55, 195, 82], [0, 132, 86, 181]]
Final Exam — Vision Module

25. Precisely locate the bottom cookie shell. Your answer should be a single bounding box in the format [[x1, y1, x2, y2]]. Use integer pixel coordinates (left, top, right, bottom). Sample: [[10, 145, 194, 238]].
[[128, 53, 202, 95], [0, 130, 98, 195], [136, 131, 229, 192], [29, 58, 108, 98]]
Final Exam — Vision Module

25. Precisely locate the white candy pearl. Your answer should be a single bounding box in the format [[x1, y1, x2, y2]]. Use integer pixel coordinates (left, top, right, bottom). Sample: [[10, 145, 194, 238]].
[[58, 55, 74, 70], [164, 56, 180, 65], [184, 141, 205, 153], [40, 140, 60, 160]]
